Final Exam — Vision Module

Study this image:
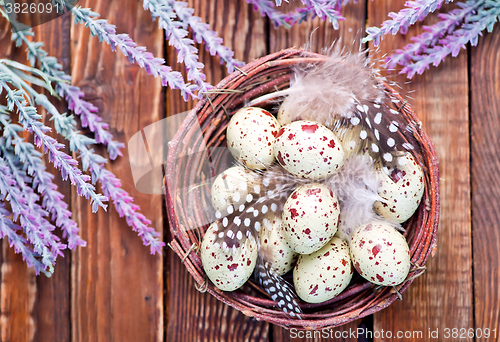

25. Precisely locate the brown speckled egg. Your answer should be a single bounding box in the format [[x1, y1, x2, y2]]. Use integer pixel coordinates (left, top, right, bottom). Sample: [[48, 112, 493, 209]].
[[211, 165, 261, 215], [374, 153, 424, 223], [258, 214, 298, 276], [282, 183, 340, 254], [350, 221, 410, 286], [200, 221, 258, 291], [293, 237, 353, 303], [274, 120, 344, 180], [226, 107, 280, 169]]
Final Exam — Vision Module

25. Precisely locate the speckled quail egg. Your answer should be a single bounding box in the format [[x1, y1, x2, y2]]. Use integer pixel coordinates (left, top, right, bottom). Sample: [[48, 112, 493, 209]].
[[374, 152, 424, 223], [282, 183, 340, 254], [274, 120, 344, 180], [258, 214, 298, 276], [226, 107, 280, 169], [276, 96, 294, 126], [211, 165, 261, 215], [293, 237, 353, 303], [350, 221, 411, 286], [200, 221, 258, 291]]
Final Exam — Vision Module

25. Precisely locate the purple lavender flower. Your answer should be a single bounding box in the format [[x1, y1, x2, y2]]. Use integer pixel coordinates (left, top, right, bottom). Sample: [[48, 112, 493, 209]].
[[247, 0, 310, 28], [0, 157, 65, 274], [299, 0, 345, 29], [78, 146, 165, 254], [90, 162, 165, 254], [364, 0, 453, 45], [11, 77, 165, 254], [60, 82, 124, 160], [67, 4, 197, 101], [249, 0, 344, 29], [1, 76, 108, 212], [142, 0, 212, 94], [389, 0, 499, 78], [12, 30, 125, 161], [385, 1, 479, 70], [166, 0, 245, 73], [0, 113, 86, 250], [0, 203, 49, 275], [9, 16, 164, 255]]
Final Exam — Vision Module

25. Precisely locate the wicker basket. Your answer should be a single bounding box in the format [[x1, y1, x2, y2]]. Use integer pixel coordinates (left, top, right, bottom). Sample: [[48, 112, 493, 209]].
[[165, 48, 440, 330]]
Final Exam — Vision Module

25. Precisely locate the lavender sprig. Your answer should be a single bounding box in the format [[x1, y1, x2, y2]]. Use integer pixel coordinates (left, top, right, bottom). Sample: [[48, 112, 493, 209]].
[[142, 0, 212, 93], [12, 30, 125, 160], [166, 0, 244, 73], [63, 3, 197, 101], [0, 148, 66, 264], [386, 0, 483, 70], [18, 81, 165, 254], [0, 112, 86, 249], [0, 157, 64, 275], [397, 0, 500, 77], [60, 83, 124, 160], [364, 0, 453, 46], [246, 0, 310, 28], [249, 0, 344, 29], [77, 142, 164, 253], [0, 203, 49, 276], [299, 0, 345, 29], [0, 74, 108, 213], [5, 7, 163, 253], [63, 119, 165, 254], [89, 159, 165, 254]]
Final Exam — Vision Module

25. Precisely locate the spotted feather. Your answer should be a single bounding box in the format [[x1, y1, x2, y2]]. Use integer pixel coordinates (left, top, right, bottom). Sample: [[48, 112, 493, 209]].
[[333, 94, 421, 168], [213, 165, 306, 251], [255, 256, 302, 318]]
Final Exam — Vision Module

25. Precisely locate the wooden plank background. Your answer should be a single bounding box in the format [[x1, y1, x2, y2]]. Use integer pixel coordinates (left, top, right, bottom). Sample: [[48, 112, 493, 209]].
[[0, 0, 499, 341]]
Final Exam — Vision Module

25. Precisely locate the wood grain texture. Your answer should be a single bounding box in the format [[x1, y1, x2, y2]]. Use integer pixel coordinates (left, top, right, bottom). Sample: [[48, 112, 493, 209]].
[[31, 15, 72, 342], [0, 14, 71, 342], [166, 1, 269, 341], [268, 2, 366, 341], [0, 244, 37, 342], [368, 1, 473, 340], [70, 1, 163, 341], [471, 26, 500, 342], [0, 16, 37, 342], [1, 1, 499, 341]]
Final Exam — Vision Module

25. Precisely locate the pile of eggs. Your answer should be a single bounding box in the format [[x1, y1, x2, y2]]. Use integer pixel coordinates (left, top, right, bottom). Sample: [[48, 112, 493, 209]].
[[200, 106, 424, 304]]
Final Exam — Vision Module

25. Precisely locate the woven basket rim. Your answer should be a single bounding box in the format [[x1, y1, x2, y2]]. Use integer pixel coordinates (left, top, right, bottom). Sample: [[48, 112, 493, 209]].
[[165, 47, 440, 330]]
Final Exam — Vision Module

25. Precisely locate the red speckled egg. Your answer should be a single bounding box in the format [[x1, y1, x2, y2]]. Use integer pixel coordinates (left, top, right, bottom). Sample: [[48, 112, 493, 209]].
[[274, 120, 344, 180], [226, 107, 280, 169], [374, 152, 424, 223], [201, 221, 258, 291], [282, 183, 339, 254], [258, 214, 298, 276], [350, 221, 410, 286], [293, 237, 352, 303], [211, 165, 261, 215]]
